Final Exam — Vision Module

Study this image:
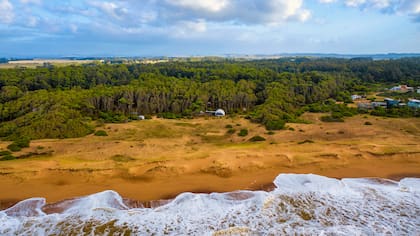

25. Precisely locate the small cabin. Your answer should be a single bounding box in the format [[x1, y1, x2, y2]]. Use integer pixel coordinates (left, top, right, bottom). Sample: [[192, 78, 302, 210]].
[[215, 109, 226, 117], [408, 99, 420, 109], [205, 109, 226, 117]]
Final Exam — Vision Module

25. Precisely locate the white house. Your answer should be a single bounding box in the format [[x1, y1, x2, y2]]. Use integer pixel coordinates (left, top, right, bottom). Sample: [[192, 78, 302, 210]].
[[215, 109, 226, 117], [408, 99, 420, 109]]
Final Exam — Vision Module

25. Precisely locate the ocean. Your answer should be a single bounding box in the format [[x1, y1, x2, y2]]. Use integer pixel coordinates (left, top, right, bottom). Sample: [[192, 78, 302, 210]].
[[1, 174, 419, 235]]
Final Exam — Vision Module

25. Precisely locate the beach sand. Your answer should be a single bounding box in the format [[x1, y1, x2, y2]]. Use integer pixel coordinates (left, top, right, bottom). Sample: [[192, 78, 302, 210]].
[[1, 114, 419, 209]]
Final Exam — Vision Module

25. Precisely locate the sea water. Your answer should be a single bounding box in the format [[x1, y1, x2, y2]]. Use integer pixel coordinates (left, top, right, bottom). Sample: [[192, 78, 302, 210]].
[[0, 174, 419, 235]]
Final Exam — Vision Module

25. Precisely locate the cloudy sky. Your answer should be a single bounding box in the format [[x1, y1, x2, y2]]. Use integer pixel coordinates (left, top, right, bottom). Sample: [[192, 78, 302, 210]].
[[0, 0, 419, 57]]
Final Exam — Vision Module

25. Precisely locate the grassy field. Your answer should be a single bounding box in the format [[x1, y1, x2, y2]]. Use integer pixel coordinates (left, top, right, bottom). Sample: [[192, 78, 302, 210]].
[[0, 59, 100, 69], [0, 114, 419, 208]]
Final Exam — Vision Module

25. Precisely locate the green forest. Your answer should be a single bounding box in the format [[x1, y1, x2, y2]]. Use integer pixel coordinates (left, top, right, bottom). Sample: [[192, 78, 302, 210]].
[[0, 57, 419, 140]]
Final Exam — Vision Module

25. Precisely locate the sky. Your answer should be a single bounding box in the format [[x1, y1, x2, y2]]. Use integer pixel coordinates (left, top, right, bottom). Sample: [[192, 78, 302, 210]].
[[0, 0, 419, 57]]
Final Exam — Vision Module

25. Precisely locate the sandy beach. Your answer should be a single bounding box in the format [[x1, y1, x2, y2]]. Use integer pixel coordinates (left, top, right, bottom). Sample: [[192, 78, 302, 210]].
[[1, 114, 419, 209]]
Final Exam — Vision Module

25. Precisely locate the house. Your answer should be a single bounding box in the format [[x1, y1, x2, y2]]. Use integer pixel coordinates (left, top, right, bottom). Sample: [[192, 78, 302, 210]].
[[408, 99, 420, 109], [390, 85, 414, 92], [401, 85, 414, 92], [417, 87, 420, 94], [205, 108, 226, 117], [384, 98, 400, 108], [390, 86, 401, 91], [371, 102, 387, 108], [215, 109, 226, 117], [351, 95, 362, 101]]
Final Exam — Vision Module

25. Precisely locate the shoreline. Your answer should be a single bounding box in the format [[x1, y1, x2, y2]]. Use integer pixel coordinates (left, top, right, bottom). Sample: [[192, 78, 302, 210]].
[[2, 171, 420, 211]]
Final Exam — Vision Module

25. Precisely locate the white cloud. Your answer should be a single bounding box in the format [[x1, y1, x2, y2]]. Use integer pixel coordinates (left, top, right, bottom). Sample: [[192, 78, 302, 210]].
[[69, 24, 78, 33], [319, 0, 336, 3], [266, 0, 311, 22], [19, 0, 41, 4], [26, 16, 39, 27], [173, 19, 208, 38], [397, 0, 420, 21], [167, 0, 229, 12], [90, 1, 128, 20], [345, 0, 366, 7], [165, 0, 311, 25], [345, 0, 390, 9], [0, 0, 14, 24], [344, 0, 420, 21]]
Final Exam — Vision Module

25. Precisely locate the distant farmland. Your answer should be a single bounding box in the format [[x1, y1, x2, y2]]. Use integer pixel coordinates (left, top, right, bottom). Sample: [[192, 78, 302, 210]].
[[0, 59, 101, 68]]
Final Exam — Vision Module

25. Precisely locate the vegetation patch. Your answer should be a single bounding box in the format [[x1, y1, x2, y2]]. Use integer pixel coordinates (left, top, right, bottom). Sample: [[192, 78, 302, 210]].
[[0, 154, 16, 161], [364, 121, 373, 125], [226, 128, 236, 135], [249, 135, 266, 142], [320, 115, 344, 122], [264, 120, 285, 130], [298, 139, 315, 145], [238, 129, 249, 137], [7, 136, 31, 152], [0, 150, 12, 156], [94, 130, 108, 136], [111, 154, 135, 162]]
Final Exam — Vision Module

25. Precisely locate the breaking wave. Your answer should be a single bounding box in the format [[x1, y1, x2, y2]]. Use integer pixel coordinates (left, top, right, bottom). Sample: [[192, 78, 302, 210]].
[[1, 174, 419, 235]]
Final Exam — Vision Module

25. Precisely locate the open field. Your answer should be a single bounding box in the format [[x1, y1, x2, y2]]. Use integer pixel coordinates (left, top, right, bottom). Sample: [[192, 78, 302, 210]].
[[0, 59, 100, 69], [0, 114, 419, 209]]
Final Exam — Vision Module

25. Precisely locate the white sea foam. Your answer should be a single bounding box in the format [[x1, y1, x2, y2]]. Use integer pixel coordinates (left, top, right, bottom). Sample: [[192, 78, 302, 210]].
[[1, 174, 419, 235]]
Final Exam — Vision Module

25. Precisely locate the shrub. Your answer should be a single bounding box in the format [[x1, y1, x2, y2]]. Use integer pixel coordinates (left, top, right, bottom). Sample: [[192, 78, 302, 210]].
[[225, 124, 233, 129], [7, 136, 31, 152], [0, 150, 12, 156], [158, 112, 181, 119], [264, 120, 285, 130], [238, 129, 248, 137], [94, 130, 108, 136], [7, 143, 21, 152], [267, 131, 275, 135], [364, 121, 373, 125], [298, 139, 314, 144], [0, 154, 16, 161], [14, 136, 30, 148], [320, 115, 344, 122], [249, 135, 266, 142], [226, 128, 236, 134]]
